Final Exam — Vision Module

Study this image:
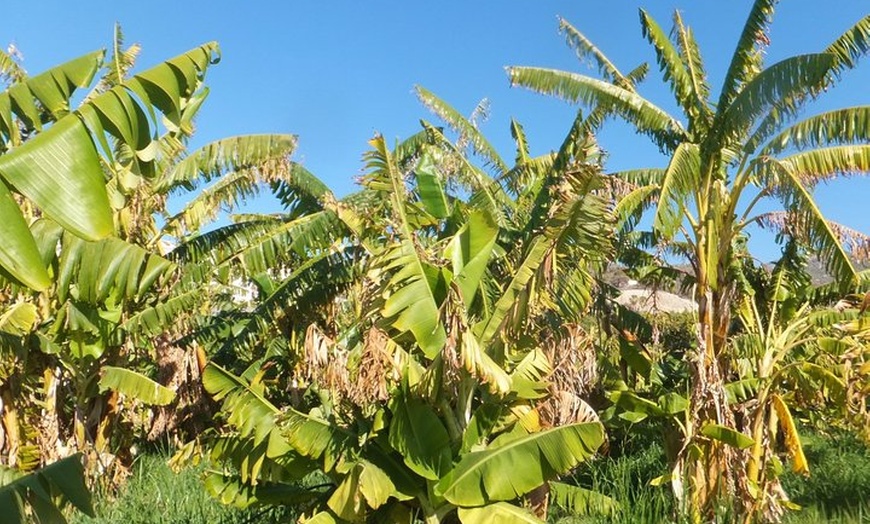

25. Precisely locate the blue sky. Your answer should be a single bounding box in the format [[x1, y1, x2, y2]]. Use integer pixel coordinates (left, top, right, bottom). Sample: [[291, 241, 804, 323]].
[[5, 1, 869, 261]]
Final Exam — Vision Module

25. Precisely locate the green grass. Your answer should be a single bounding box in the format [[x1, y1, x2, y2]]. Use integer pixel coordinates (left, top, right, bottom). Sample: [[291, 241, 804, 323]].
[[552, 438, 678, 523], [70, 427, 870, 524], [70, 454, 294, 524], [552, 427, 870, 524], [781, 428, 870, 523]]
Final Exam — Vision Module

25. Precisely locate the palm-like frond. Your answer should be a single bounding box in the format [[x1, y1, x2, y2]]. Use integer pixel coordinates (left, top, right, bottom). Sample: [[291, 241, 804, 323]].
[[824, 14, 870, 71], [0, 51, 103, 144], [204, 472, 322, 510], [507, 67, 685, 152], [717, 54, 834, 148], [415, 86, 507, 173], [758, 211, 870, 265], [558, 17, 635, 90], [510, 118, 531, 165], [672, 10, 713, 129], [480, 169, 609, 346], [162, 168, 278, 238], [156, 134, 296, 194], [653, 142, 701, 238], [757, 107, 870, 155], [0, 47, 26, 85], [56, 235, 175, 304], [609, 168, 667, 187], [639, 10, 697, 124], [744, 16, 870, 155], [500, 154, 554, 202], [752, 145, 870, 191], [759, 161, 857, 286], [203, 363, 281, 447], [774, 145, 870, 186], [615, 184, 658, 233], [716, 0, 778, 113], [549, 482, 618, 516], [234, 213, 344, 274], [120, 288, 204, 336], [0, 43, 218, 290], [217, 247, 358, 358]]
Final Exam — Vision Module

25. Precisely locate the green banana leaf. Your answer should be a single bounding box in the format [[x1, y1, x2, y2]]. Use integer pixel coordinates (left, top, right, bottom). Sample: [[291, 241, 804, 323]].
[[435, 422, 605, 506]]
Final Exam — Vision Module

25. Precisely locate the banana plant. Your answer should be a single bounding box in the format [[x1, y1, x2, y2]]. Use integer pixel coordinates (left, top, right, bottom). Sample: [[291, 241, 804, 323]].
[[0, 33, 221, 522], [0, 33, 305, 521], [0, 453, 94, 524], [730, 260, 868, 522], [509, 4, 870, 518], [191, 92, 618, 522]]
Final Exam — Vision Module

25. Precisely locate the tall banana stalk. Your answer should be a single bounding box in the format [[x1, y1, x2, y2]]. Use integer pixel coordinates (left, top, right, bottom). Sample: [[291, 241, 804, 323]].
[[509, 3, 870, 519]]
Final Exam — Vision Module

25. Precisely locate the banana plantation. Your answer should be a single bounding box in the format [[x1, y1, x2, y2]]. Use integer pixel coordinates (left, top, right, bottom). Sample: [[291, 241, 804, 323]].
[[0, 2, 869, 523]]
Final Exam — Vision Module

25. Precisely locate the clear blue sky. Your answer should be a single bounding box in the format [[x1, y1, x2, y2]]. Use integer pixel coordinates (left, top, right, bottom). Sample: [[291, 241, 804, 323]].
[[5, 1, 869, 261]]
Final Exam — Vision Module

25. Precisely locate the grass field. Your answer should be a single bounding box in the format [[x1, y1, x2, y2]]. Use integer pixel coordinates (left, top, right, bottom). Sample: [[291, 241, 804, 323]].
[[74, 427, 870, 524]]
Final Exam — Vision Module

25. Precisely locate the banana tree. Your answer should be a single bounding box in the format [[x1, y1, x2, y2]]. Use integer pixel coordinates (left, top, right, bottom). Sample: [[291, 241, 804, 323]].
[[189, 90, 618, 521], [508, 4, 870, 518], [0, 27, 303, 497], [729, 254, 870, 522], [0, 35, 221, 520]]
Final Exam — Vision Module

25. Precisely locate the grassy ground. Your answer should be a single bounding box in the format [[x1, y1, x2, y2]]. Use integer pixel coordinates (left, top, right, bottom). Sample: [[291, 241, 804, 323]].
[[73, 427, 870, 523], [781, 429, 870, 524], [552, 427, 870, 523], [70, 454, 293, 524]]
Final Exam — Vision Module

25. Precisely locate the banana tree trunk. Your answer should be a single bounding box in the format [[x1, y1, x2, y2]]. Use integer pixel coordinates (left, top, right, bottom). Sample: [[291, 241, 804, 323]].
[[0, 390, 19, 467], [682, 241, 746, 521]]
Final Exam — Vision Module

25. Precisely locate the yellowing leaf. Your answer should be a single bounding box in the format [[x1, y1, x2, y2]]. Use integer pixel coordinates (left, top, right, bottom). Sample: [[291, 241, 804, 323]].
[[458, 503, 545, 524], [771, 394, 809, 475]]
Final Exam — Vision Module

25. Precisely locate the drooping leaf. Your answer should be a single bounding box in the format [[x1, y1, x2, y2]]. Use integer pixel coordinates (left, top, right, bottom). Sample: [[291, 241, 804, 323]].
[[357, 461, 395, 510], [388, 391, 452, 480], [771, 394, 809, 475], [203, 363, 280, 446], [0, 454, 94, 522], [549, 481, 618, 516], [98, 366, 175, 406], [327, 465, 364, 521], [507, 66, 685, 151], [156, 134, 296, 193], [700, 423, 754, 449], [761, 160, 858, 287], [435, 422, 605, 506], [0, 51, 103, 140], [756, 107, 870, 156], [458, 503, 545, 524], [204, 472, 323, 509], [0, 303, 37, 336], [0, 181, 49, 289]]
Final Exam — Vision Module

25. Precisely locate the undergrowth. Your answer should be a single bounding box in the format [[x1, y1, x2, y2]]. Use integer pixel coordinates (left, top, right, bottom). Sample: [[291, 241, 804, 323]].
[[71, 454, 294, 524]]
